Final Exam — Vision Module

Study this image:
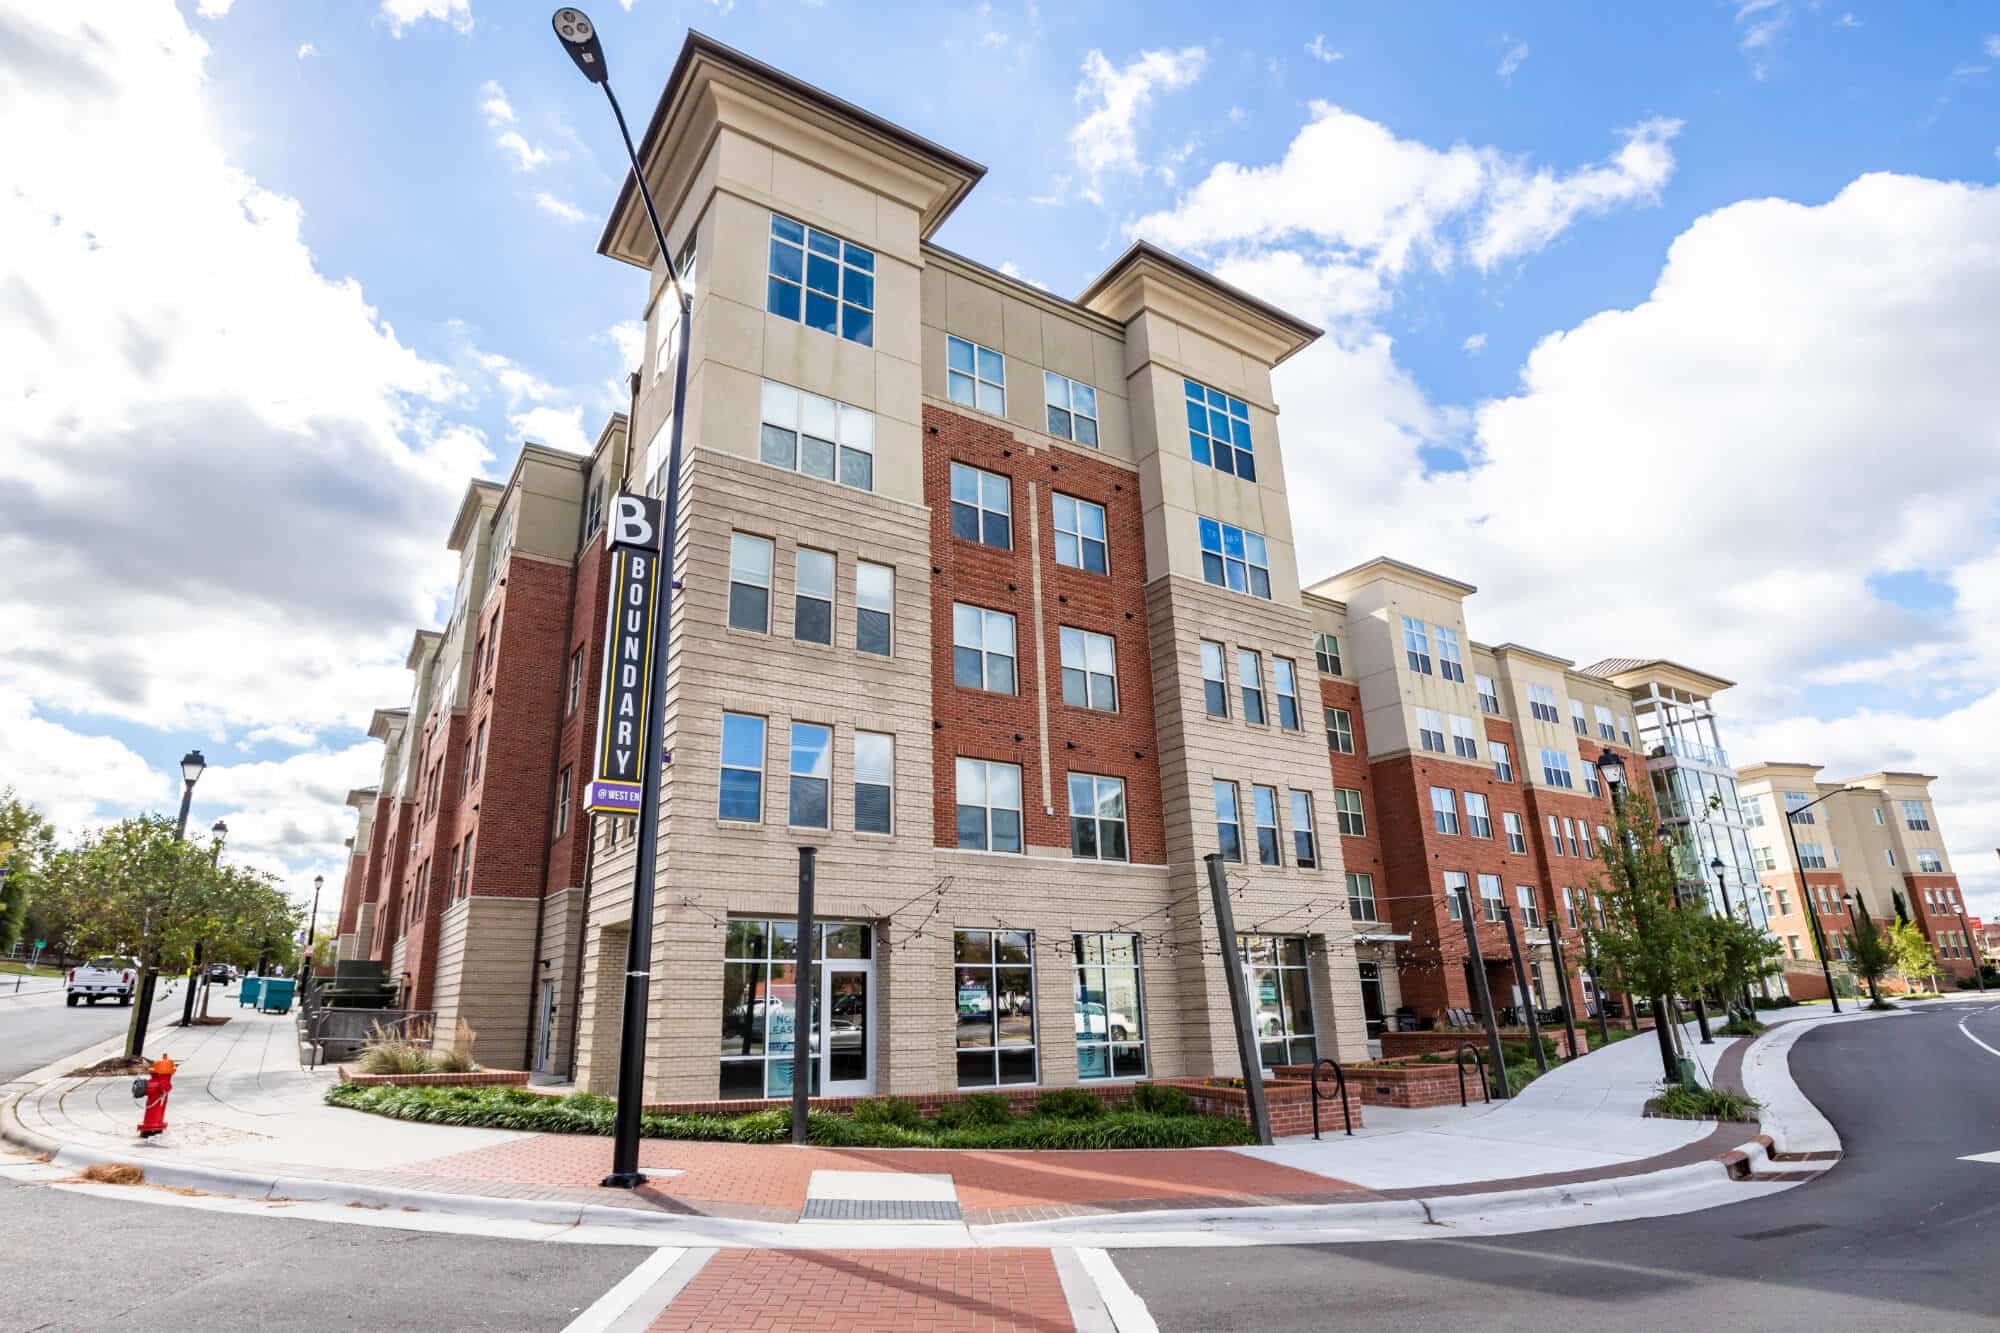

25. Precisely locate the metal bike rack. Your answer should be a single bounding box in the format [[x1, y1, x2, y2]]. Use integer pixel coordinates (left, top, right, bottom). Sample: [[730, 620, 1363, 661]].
[[1311, 1057, 1354, 1138], [1456, 1042, 1493, 1106]]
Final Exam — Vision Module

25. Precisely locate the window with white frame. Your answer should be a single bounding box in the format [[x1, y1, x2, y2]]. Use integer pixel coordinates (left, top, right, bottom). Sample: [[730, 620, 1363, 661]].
[[952, 604, 1017, 694], [1490, 740, 1514, 782], [1547, 814, 1566, 856], [1527, 684, 1560, 724], [1798, 842, 1829, 870], [1916, 849, 1944, 873], [1744, 799, 1765, 828], [1562, 817, 1582, 860], [794, 547, 834, 645], [1901, 800, 1931, 831], [1214, 781, 1244, 862], [728, 533, 773, 633], [1445, 870, 1469, 920], [1326, 706, 1354, 754], [1784, 791, 1814, 824], [1476, 673, 1500, 714], [1044, 372, 1099, 446], [788, 723, 831, 829], [1434, 625, 1466, 683], [1250, 785, 1283, 866], [1431, 787, 1461, 836], [1068, 773, 1128, 861], [1334, 787, 1365, 836], [1052, 494, 1108, 573], [1594, 704, 1616, 740], [759, 380, 875, 491], [854, 731, 893, 834], [1072, 932, 1143, 1079], [1752, 845, 1777, 871], [719, 713, 766, 821], [1582, 762, 1601, 797], [1314, 633, 1343, 675], [554, 767, 572, 838], [1197, 518, 1271, 598], [1479, 873, 1503, 922], [1516, 883, 1542, 929], [1464, 791, 1493, 839], [1416, 707, 1445, 754], [1238, 649, 1266, 724], [949, 462, 1012, 549], [856, 561, 893, 656], [947, 336, 1006, 415], [1570, 699, 1589, 735], [1504, 810, 1527, 853], [1183, 378, 1255, 478], [1539, 748, 1575, 789], [1563, 887, 1579, 928], [565, 647, 583, 717], [1201, 640, 1229, 716], [1592, 824, 1607, 857], [1402, 616, 1432, 674], [1274, 658, 1302, 730], [1291, 792, 1318, 868], [767, 213, 872, 344], [1238, 935, 1316, 1067], [1347, 871, 1377, 921], [1873, 807, 1885, 825], [956, 758, 1023, 853], [1060, 627, 1118, 711], [1449, 713, 1479, 758]]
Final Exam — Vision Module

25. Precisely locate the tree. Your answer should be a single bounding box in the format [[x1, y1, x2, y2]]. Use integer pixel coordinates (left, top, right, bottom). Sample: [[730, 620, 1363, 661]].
[[1846, 908, 1894, 1007], [0, 790, 55, 954], [1889, 920, 1940, 995], [1581, 782, 1699, 1083], [1690, 910, 1784, 1016]]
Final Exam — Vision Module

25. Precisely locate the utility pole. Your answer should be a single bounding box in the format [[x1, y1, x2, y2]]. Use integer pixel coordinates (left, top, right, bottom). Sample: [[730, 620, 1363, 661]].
[[1499, 904, 1547, 1073], [1205, 854, 1272, 1145], [790, 848, 816, 1144], [1455, 886, 1510, 1099]]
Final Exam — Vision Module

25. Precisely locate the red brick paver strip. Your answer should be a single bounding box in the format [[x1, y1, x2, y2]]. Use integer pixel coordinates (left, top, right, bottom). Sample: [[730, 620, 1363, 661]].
[[647, 1248, 1075, 1333]]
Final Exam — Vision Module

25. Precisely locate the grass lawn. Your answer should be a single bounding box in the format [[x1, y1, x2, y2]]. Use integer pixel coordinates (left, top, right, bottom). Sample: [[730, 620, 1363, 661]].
[[0, 960, 55, 977]]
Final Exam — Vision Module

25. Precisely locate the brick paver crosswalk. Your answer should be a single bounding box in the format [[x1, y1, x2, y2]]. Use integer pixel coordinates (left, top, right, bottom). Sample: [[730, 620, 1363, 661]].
[[647, 1249, 1075, 1333]]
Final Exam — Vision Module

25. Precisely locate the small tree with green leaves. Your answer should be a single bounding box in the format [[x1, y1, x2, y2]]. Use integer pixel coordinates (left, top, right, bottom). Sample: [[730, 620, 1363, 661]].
[[1581, 782, 1699, 1083], [1845, 909, 1894, 1007], [1889, 920, 1940, 995], [0, 790, 55, 955]]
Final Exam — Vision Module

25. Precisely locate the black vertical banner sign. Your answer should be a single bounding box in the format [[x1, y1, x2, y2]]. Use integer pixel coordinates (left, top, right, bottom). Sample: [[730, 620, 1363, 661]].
[[587, 495, 663, 814]]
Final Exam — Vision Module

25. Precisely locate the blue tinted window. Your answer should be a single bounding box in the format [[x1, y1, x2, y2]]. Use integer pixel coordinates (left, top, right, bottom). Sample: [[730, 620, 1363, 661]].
[[1183, 377, 1254, 479], [765, 211, 873, 347], [1198, 518, 1272, 601]]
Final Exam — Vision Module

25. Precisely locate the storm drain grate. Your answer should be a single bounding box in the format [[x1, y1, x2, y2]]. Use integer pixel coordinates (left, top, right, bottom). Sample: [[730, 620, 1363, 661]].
[[800, 1198, 963, 1222], [1735, 1222, 1827, 1240]]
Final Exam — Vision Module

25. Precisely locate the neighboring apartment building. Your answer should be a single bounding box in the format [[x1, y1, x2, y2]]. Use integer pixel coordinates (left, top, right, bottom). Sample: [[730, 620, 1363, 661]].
[[1735, 765, 1977, 994]]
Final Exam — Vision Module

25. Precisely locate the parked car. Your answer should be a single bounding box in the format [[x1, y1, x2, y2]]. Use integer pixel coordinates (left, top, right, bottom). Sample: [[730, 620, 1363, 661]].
[[67, 957, 138, 1007], [204, 963, 234, 984]]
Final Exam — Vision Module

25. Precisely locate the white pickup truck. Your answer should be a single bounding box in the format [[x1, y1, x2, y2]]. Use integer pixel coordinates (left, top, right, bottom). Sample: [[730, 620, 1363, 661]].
[[66, 956, 139, 1007]]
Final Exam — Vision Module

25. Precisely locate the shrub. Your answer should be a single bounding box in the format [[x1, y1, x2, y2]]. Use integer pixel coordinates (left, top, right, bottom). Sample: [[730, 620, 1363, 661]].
[[1130, 1083, 1193, 1117], [1034, 1088, 1106, 1120], [1718, 1017, 1769, 1036], [960, 1092, 1014, 1125], [1653, 1085, 1760, 1122], [353, 1033, 436, 1076], [851, 1097, 923, 1129]]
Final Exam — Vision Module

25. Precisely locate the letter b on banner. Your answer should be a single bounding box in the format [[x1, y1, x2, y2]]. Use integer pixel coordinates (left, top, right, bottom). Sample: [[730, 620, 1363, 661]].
[[610, 495, 661, 552]]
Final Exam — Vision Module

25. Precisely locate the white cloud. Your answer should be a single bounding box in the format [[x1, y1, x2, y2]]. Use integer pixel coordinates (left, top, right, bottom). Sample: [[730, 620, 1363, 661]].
[[478, 79, 514, 125], [380, 0, 473, 36], [1736, 0, 1789, 78], [997, 260, 1050, 292], [480, 83, 554, 174], [1835, 13, 1860, 29], [511, 405, 590, 455], [0, 692, 168, 833], [296, 43, 315, 60], [608, 319, 645, 373], [197, 0, 235, 17], [535, 192, 588, 224], [1985, 34, 2000, 58], [1305, 35, 1342, 65], [1068, 46, 1207, 203], [1227, 105, 1248, 126], [198, 742, 383, 892], [1496, 36, 1529, 83], [1462, 332, 1487, 353], [1470, 117, 1680, 268], [494, 130, 549, 172]]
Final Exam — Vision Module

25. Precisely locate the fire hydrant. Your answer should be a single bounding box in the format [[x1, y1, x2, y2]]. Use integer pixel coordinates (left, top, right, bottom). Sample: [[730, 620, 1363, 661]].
[[136, 1056, 176, 1138]]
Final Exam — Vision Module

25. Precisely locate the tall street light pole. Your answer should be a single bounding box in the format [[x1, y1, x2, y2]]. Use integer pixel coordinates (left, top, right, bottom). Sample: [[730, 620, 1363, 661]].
[[551, 7, 695, 1190], [1711, 855, 1756, 1015], [1593, 751, 1680, 1084], [1784, 787, 1857, 1013], [302, 873, 325, 978], [129, 749, 205, 1058]]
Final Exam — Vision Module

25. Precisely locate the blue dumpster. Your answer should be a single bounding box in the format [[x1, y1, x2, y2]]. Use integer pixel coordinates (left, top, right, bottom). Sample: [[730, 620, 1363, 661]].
[[259, 976, 296, 1013], [239, 975, 262, 1008]]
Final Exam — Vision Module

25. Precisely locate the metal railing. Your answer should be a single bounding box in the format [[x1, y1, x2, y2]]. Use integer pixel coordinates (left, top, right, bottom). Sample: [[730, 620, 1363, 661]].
[[1456, 1042, 1493, 1106], [1310, 1058, 1354, 1138], [301, 1006, 436, 1070]]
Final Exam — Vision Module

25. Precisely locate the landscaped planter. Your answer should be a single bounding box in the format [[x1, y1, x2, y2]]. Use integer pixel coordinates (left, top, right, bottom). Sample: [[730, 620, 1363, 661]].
[[1379, 1028, 1589, 1059], [1301, 1060, 1487, 1109], [635, 1084, 1140, 1118], [336, 1067, 530, 1088], [1144, 1077, 1360, 1136]]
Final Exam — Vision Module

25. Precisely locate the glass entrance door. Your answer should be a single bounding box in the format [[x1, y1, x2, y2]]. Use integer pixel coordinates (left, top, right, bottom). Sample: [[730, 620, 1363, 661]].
[[1358, 961, 1385, 1037], [823, 964, 873, 1095], [534, 980, 557, 1072]]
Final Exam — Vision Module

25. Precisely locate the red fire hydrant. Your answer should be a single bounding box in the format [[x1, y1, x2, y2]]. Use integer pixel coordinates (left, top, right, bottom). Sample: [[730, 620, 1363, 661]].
[[137, 1056, 176, 1138]]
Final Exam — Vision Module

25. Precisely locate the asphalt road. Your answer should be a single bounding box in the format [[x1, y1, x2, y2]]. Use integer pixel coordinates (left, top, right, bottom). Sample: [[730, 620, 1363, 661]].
[[0, 978, 174, 1083], [1115, 1001, 2000, 1331]]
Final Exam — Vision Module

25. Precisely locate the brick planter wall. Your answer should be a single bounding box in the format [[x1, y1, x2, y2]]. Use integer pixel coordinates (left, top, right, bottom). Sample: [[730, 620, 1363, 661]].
[[1379, 1028, 1589, 1059], [336, 1067, 531, 1088], [1149, 1077, 1360, 1136], [1320, 1060, 1488, 1109], [634, 1084, 1142, 1118]]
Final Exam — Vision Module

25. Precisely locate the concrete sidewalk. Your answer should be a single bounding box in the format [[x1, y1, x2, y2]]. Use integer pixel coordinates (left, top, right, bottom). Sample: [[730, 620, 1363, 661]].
[[3, 998, 1883, 1249]]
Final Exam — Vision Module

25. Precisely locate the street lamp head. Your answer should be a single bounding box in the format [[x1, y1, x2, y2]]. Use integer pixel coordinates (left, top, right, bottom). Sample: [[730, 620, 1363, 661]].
[[211, 819, 228, 839], [180, 749, 207, 787], [1593, 750, 1625, 789], [1709, 855, 1724, 874], [314, 874, 324, 891], [552, 8, 609, 83]]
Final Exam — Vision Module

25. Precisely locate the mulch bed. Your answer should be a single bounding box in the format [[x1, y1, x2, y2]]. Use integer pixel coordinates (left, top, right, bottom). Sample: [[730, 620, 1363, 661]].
[[68, 1057, 149, 1077]]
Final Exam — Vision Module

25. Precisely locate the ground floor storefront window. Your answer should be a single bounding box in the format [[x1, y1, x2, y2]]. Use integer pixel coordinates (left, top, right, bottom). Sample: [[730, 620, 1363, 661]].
[[720, 918, 873, 1098], [1236, 934, 1316, 1067], [1073, 932, 1145, 1079], [955, 928, 1036, 1087]]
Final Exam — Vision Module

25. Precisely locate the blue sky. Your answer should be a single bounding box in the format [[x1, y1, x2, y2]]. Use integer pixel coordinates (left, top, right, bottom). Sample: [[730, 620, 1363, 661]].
[[2, 0, 1998, 919]]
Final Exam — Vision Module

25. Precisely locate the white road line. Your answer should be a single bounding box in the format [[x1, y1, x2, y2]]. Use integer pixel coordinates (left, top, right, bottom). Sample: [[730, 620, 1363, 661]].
[[1957, 1015, 2000, 1061], [560, 1245, 689, 1333], [1074, 1247, 1159, 1333]]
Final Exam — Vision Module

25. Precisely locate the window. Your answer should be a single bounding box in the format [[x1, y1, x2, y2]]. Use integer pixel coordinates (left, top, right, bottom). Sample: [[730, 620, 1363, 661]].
[[1594, 705, 1616, 740], [956, 759, 1023, 853], [458, 832, 474, 897], [1184, 378, 1254, 479], [954, 929, 1036, 1087], [1214, 781, 1244, 862], [728, 533, 773, 632], [1751, 845, 1777, 871], [854, 732, 893, 834], [1431, 787, 1460, 836], [470, 633, 484, 689], [1563, 887, 1579, 929], [1527, 684, 1560, 724], [1885, 848, 1897, 868], [1539, 749, 1575, 789], [1504, 811, 1527, 853], [1200, 640, 1229, 717], [1547, 814, 1566, 857], [1052, 494, 1108, 573], [1068, 774, 1128, 861], [1060, 627, 1118, 711], [1291, 793, 1318, 869], [1872, 807, 1885, 826], [1236, 935, 1315, 1067], [1464, 792, 1492, 839], [766, 212, 873, 345], [1563, 818, 1582, 861], [721, 919, 873, 1098], [1916, 849, 1944, 873], [946, 336, 1006, 415], [1744, 800, 1766, 828], [1449, 714, 1478, 758], [1402, 616, 1432, 674], [1325, 707, 1354, 755], [460, 739, 472, 796], [1787, 934, 1802, 960], [1073, 932, 1143, 1079], [1784, 791, 1814, 824], [1476, 674, 1500, 714], [793, 548, 834, 644], [1797, 842, 1829, 870], [949, 462, 1012, 549], [1273, 659, 1301, 730], [472, 720, 486, 781], [1253, 785, 1282, 866], [719, 713, 766, 821], [784, 723, 832, 829], [1314, 633, 1343, 675], [1334, 788, 1366, 837], [1620, 717, 1633, 746], [1587, 824, 1603, 859], [952, 604, 1017, 694], [1490, 741, 1514, 783], [1570, 700, 1589, 735], [1445, 870, 1469, 920], [565, 647, 584, 716], [1924, 888, 1939, 910], [1238, 650, 1266, 724], [1346, 872, 1377, 922], [856, 561, 893, 656], [1044, 373, 1099, 446], [758, 380, 875, 490], [1516, 884, 1542, 929], [1434, 625, 1465, 683], [1582, 762, 1601, 797], [1479, 873, 1503, 922], [1416, 707, 1445, 754], [554, 767, 572, 838], [1901, 800, 1931, 831], [1198, 518, 1271, 598]]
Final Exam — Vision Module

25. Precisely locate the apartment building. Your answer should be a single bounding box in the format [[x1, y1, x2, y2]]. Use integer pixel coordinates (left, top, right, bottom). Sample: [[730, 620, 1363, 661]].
[[1736, 765, 1977, 994]]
